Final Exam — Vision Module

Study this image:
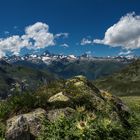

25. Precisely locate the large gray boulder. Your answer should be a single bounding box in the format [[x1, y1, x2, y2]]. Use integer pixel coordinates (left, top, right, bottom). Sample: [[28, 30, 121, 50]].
[[6, 108, 46, 140]]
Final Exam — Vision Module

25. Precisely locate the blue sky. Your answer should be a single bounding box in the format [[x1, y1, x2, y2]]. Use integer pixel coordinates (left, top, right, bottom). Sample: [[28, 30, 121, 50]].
[[0, 0, 140, 57]]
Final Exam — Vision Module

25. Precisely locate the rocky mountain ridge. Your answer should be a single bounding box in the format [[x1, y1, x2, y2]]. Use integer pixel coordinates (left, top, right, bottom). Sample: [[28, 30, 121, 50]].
[[3, 51, 138, 65], [2, 51, 136, 80]]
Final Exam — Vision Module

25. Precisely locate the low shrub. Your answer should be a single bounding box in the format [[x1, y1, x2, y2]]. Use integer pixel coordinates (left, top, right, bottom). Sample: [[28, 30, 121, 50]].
[[38, 111, 136, 140]]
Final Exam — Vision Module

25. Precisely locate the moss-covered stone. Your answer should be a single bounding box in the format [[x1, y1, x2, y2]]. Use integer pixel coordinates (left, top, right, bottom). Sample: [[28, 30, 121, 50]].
[[66, 75, 87, 86], [48, 92, 70, 103], [100, 90, 113, 101], [74, 81, 85, 87], [74, 75, 87, 81], [6, 108, 46, 140]]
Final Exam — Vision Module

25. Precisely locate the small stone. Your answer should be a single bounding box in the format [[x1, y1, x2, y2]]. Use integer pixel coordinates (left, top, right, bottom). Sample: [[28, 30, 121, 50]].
[[48, 92, 69, 103]]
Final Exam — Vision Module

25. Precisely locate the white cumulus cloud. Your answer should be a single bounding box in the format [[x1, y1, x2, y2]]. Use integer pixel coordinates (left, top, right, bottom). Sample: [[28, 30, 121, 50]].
[[0, 35, 30, 57], [0, 22, 67, 58], [24, 22, 54, 48], [94, 12, 140, 50]]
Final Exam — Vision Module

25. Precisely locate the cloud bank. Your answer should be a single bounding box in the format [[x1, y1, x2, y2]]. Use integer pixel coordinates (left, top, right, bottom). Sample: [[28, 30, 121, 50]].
[[94, 12, 140, 50], [0, 22, 68, 58]]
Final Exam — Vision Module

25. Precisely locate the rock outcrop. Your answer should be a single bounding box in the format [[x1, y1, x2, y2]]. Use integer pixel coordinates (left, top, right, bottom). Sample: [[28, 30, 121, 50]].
[[4, 75, 133, 140], [6, 108, 46, 140], [48, 92, 69, 103]]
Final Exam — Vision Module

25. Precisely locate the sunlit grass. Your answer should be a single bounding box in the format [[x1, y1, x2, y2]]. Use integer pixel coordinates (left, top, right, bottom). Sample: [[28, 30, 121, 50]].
[[121, 96, 140, 140]]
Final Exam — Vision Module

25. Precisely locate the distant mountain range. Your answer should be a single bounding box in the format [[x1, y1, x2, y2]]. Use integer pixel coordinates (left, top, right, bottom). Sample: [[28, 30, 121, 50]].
[[94, 59, 140, 96], [3, 51, 138, 79], [0, 51, 139, 98], [4, 51, 138, 65]]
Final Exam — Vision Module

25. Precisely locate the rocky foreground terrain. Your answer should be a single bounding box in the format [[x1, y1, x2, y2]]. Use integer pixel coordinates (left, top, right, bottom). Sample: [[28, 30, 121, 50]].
[[0, 76, 137, 140]]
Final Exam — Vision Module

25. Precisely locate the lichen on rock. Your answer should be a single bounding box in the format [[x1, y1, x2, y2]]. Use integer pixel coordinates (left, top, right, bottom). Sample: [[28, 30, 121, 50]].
[[48, 92, 69, 103], [6, 108, 46, 140]]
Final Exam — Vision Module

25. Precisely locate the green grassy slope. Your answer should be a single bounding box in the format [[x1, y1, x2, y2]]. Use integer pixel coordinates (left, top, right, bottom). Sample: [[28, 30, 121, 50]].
[[47, 60, 128, 80], [94, 59, 140, 96], [121, 96, 140, 140], [0, 59, 56, 98]]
